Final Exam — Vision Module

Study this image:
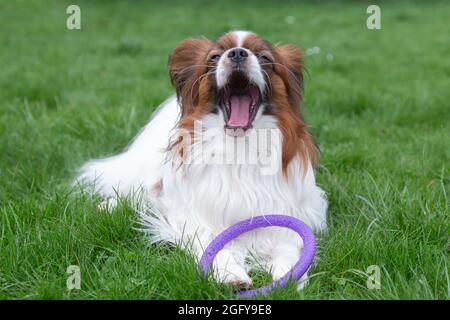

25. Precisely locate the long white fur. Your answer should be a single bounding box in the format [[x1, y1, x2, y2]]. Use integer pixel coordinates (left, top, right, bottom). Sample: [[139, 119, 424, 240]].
[[75, 31, 327, 287]]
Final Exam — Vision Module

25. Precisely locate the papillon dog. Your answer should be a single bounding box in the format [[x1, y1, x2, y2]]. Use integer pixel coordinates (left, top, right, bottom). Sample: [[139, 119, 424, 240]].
[[76, 31, 327, 289]]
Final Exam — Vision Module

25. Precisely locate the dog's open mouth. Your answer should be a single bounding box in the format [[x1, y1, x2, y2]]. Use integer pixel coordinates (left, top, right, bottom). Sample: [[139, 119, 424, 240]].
[[219, 72, 262, 132]]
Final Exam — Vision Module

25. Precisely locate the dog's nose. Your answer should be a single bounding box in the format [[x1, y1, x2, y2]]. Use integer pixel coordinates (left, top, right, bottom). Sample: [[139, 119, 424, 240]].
[[228, 48, 248, 63]]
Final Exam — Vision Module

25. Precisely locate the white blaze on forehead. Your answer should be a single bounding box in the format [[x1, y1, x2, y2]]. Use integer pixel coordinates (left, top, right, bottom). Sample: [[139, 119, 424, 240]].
[[232, 30, 254, 47], [216, 30, 265, 92]]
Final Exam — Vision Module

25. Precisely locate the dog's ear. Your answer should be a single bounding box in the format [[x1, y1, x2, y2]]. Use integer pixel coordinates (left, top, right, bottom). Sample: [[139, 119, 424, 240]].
[[168, 38, 214, 112], [274, 44, 304, 107]]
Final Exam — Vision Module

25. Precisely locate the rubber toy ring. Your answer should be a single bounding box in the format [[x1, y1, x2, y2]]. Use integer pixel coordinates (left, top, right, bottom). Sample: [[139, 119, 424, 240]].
[[198, 214, 316, 297]]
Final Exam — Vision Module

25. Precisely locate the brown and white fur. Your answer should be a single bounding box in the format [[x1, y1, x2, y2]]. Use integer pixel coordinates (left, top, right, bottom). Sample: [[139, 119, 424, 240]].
[[76, 31, 327, 289]]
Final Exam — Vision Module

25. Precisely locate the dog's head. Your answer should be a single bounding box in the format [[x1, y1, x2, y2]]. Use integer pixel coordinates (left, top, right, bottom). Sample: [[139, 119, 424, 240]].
[[168, 30, 316, 172]]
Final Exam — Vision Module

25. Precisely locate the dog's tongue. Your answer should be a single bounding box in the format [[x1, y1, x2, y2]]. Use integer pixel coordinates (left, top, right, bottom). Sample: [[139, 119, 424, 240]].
[[227, 95, 252, 127]]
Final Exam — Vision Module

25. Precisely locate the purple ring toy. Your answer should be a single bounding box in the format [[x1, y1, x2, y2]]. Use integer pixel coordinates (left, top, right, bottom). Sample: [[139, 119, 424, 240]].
[[198, 214, 316, 297]]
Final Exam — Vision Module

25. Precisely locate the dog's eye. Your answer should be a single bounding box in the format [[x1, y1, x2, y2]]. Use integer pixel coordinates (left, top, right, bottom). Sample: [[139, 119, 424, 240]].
[[209, 54, 221, 62], [257, 53, 272, 64]]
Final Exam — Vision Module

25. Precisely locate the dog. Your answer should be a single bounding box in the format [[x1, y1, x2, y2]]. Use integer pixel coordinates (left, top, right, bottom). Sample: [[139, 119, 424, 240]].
[[76, 30, 327, 289]]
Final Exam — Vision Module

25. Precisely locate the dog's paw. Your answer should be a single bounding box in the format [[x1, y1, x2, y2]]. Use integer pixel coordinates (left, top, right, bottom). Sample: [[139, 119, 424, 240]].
[[214, 264, 253, 288], [271, 256, 309, 291], [271, 256, 296, 281], [211, 249, 252, 288], [218, 271, 253, 289]]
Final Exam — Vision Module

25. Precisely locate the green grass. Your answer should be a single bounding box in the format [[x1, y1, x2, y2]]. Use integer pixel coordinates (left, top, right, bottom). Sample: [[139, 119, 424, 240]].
[[0, 0, 449, 299]]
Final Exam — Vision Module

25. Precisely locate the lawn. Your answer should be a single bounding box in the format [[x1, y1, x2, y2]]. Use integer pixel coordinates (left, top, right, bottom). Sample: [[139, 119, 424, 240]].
[[0, 0, 449, 299]]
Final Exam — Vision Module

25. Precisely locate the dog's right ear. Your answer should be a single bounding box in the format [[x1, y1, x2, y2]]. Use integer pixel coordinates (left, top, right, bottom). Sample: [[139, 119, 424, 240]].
[[274, 44, 304, 108], [168, 38, 214, 103]]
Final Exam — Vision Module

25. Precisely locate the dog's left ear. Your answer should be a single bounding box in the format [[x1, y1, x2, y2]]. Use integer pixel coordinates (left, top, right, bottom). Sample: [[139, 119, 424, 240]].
[[168, 37, 214, 113], [274, 44, 304, 107]]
